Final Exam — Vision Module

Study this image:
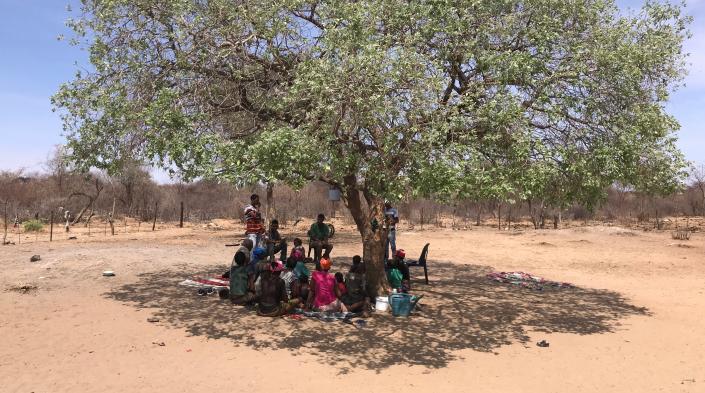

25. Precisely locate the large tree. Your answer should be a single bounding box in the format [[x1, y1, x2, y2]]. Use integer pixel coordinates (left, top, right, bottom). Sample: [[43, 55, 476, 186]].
[[54, 0, 689, 294]]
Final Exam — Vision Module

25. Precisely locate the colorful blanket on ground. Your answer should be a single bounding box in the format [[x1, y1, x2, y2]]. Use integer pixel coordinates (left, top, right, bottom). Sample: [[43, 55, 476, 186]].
[[291, 310, 360, 322], [179, 277, 229, 289], [486, 271, 572, 290]]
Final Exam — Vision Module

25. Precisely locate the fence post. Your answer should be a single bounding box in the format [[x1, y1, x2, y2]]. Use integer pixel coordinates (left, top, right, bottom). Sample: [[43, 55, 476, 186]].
[[420, 208, 424, 230], [152, 202, 158, 231], [179, 201, 184, 228], [49, 211, 53, 242], [3, 200, 7, 245], [507, 205, 512, 230]]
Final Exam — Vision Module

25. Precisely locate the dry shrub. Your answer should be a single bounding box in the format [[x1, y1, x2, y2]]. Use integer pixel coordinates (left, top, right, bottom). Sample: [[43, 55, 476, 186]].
[[2, 166, 705, 230]]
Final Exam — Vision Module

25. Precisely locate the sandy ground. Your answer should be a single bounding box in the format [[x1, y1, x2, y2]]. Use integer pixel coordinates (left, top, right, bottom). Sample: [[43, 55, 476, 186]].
[[1, 219, 704, 393]]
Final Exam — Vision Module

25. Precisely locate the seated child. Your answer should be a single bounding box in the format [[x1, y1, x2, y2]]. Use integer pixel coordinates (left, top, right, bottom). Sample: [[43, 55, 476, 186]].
[[351, 254, 365, 274], [281, 257, 297, 298], [291, 274, 310, 305], [293, 257, 311, 279], [290, 238, 306, 262], [387, 258, 404, 291], [335, 272, 347, 296]]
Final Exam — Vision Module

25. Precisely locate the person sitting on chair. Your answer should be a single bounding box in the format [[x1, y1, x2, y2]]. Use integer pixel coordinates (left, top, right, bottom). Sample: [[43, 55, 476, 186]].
[[308, 213, 333, 262], [265, 219, 287, 262]]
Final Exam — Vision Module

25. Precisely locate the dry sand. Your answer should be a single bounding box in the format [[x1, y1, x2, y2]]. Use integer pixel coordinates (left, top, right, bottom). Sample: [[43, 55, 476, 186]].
[[1, 220, 704, 393]]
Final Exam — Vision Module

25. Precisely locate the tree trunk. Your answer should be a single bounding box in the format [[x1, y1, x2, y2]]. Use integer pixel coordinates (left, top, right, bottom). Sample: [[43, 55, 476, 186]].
[[85, 210, 94, 227], [266, 182, 275, 226], [539, 208, 545, 229], [553, 211, 561, 229], [152, 202, 158, 231], [109, 213, 115, 236], [362, 229, 387, 296], [340, 176, 389, 297]]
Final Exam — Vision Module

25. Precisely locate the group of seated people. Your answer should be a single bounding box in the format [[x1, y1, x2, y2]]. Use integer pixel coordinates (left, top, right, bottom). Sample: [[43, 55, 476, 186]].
[[220, 237, 370, 318], [248, 215, 334, 267]]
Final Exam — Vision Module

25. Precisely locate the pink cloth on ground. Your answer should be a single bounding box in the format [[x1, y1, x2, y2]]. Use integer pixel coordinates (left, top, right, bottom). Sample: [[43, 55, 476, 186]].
[[312, 270, 337, 308]]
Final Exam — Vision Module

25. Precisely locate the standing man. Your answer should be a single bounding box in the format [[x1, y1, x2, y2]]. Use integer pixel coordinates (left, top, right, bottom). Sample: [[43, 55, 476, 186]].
[[384, 201, 399, 260], [244, 194, 265, 255], [308, 213, 333, 262], [265, 219, 287, 262]]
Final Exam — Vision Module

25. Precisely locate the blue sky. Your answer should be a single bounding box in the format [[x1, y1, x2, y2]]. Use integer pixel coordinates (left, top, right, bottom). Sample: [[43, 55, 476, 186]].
[[0, 0, 703, 182]]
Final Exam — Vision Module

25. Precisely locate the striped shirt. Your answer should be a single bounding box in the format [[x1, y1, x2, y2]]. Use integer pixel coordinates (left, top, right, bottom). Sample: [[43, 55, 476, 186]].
[[244, 204, 264, 234]]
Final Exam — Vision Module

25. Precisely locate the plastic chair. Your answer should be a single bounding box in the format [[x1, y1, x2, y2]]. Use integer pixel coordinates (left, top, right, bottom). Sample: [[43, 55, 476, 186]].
[[406, 243, 430, 284]]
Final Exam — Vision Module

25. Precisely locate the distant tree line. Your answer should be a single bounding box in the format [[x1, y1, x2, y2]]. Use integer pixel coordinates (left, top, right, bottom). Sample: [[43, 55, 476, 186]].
[[2, 157, 704, 231]]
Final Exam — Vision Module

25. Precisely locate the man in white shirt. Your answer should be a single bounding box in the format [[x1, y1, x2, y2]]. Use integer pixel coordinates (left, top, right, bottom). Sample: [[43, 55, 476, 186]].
[[384, 201, 399, 260]]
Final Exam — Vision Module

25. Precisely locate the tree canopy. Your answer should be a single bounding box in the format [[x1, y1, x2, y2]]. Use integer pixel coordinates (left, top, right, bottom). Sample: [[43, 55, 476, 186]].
[[54, 0, 691, 292]]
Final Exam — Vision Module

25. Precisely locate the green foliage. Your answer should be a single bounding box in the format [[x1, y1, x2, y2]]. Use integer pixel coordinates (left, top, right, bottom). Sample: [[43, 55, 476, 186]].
[[23, 220, 44, 233], [53, 0, 691, 213]]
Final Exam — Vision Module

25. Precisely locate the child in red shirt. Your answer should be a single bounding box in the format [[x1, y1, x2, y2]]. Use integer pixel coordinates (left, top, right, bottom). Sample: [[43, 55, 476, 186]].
[[334, 272, 347, 296]]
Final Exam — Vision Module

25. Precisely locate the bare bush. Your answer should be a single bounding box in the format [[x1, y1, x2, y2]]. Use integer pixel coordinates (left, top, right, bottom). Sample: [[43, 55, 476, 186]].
[[2, 164, 705, 233]]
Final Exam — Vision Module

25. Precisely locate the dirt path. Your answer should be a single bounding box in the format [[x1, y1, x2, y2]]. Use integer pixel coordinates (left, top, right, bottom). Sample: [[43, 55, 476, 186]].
[[1, 223, 703, 392]]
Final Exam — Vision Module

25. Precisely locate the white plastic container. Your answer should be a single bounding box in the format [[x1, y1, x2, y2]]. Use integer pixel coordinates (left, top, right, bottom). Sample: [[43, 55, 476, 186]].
[[375, 296, 390, 312]]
